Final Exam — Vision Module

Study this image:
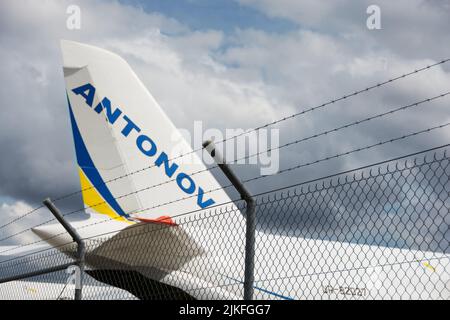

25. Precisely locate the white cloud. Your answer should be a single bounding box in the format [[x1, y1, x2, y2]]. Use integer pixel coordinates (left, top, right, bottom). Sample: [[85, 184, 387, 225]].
[[0, 201, 40, 245], [237, 0, 450, 59], [0, 0, 449, 245], [0, 0, 277, 205]]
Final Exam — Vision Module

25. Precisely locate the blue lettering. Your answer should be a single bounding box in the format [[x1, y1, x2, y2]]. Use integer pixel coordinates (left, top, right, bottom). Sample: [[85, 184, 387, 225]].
[[176, 173, 195, 194], [136, 134, 157, 157], [94, 97, 122, 124], [72, 83, 217, 209], [155, 152, 179, 178], [72, 83, 95, 107], [197, 187, 215, 209], [121, 115, 141, 137]]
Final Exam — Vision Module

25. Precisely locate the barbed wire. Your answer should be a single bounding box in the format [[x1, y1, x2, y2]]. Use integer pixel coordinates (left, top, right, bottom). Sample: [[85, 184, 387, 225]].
[[0, 205, 45, 232], [2, 89, 444, 242], [79, 144, 450, 243], [242, 122, 450, 184], [0, 216, 61, 243], [0, 59, 448, 237], [232, 92, 450, 163], [1, 141, 447, 262], [0, 240, 76, 265], [252, 144, 449, 198], [48, 120, 450, 222], [49, 59, 450, 202], [0, 196, 238, 256], [1, 142, 448, 263], [50, 147, 450, 258], [113, 121, 449, 217], [1, 120, 448, 246], [1, 122, 447, 252], [62, 90, 450, 211]]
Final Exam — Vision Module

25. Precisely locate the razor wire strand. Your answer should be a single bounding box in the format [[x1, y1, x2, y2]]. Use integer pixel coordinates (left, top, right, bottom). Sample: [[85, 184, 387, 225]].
[[251, 144, 449, 198], [0, 59, 447, 233], [4, 88, 445, 238], [0, 238, 77, 264], [0, 244, 76, 274], [0, 86, 438, 240], [107, 121, 450, 217], [58, 91, 450, 213], [0, 119, 448, 245], [1, 145, 448, 300], [0, 205, 46, 231], [47, 120, 450, 222], [49, 59, 450, 203], [1, 141, 448, 265], [1, 124, 448, 252], [243, 122, 450, 183], [78, 146, 449, 285], [232, 92, 450, 163], [78, 144, 450, 243], [89, 88, 449, 201], [0, 192, 445, 282], [0, 183, 243, 254], [107, 144, 450, 241], [0, 216, 63, 243], [0, 195, 239, 257]]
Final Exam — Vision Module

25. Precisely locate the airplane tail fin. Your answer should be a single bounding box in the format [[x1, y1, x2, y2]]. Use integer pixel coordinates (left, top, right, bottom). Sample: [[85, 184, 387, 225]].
[[61, 40, 232, 225]]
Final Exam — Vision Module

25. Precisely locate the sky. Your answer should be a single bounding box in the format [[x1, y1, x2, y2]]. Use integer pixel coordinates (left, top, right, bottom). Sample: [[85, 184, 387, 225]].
[[0, 0, 449, 249]]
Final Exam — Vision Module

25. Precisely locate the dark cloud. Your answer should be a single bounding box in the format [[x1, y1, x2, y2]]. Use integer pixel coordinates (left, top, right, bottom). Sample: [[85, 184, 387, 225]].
[[0, 0, 449, 247]]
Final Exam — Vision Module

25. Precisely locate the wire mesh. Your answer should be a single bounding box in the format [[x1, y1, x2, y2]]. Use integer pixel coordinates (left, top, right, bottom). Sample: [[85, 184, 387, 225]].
[[0, 149, 448, 300]]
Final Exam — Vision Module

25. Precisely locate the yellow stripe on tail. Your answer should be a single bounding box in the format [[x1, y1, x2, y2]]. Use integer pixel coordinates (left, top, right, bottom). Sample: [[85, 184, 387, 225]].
[[78, 168, 132, 224]]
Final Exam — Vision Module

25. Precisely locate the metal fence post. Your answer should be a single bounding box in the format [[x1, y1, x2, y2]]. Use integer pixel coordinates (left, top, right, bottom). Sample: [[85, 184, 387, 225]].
[[203, 140, 256, 300], [43, 198, 85, 300]]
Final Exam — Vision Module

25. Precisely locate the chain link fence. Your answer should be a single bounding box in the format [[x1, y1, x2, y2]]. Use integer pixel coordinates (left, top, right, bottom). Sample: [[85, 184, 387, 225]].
[[0, 149, 448, 300]]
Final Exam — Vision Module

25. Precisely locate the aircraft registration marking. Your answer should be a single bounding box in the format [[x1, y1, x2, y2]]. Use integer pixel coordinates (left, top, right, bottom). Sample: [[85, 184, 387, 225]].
[[323, 285, 368, 297]]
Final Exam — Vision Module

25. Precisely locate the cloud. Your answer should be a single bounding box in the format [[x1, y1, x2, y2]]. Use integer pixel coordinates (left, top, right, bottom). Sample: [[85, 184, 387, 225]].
[[237, 0, 450, 59], [0, 201, 42, 245], [0, 0, 449, 246], [0, 0, 273, 202]]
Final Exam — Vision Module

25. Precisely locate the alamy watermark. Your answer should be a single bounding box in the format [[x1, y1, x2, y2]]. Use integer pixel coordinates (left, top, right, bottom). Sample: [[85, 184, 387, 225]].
[[66, 4, 81, 30], [366, 5, 381, 30], [63, 265, 81, 299], [172, 121, 280, 175]]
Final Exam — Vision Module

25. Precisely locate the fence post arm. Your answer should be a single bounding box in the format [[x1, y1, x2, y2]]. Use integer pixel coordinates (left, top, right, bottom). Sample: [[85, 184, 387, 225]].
[[43, 198, 85, 300], [202, 140, 256, 300]]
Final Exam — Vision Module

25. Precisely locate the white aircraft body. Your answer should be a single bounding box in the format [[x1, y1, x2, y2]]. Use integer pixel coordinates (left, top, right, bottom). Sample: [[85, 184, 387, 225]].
[[1, 41, 448, 300], [0, 279, 137, 300]]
